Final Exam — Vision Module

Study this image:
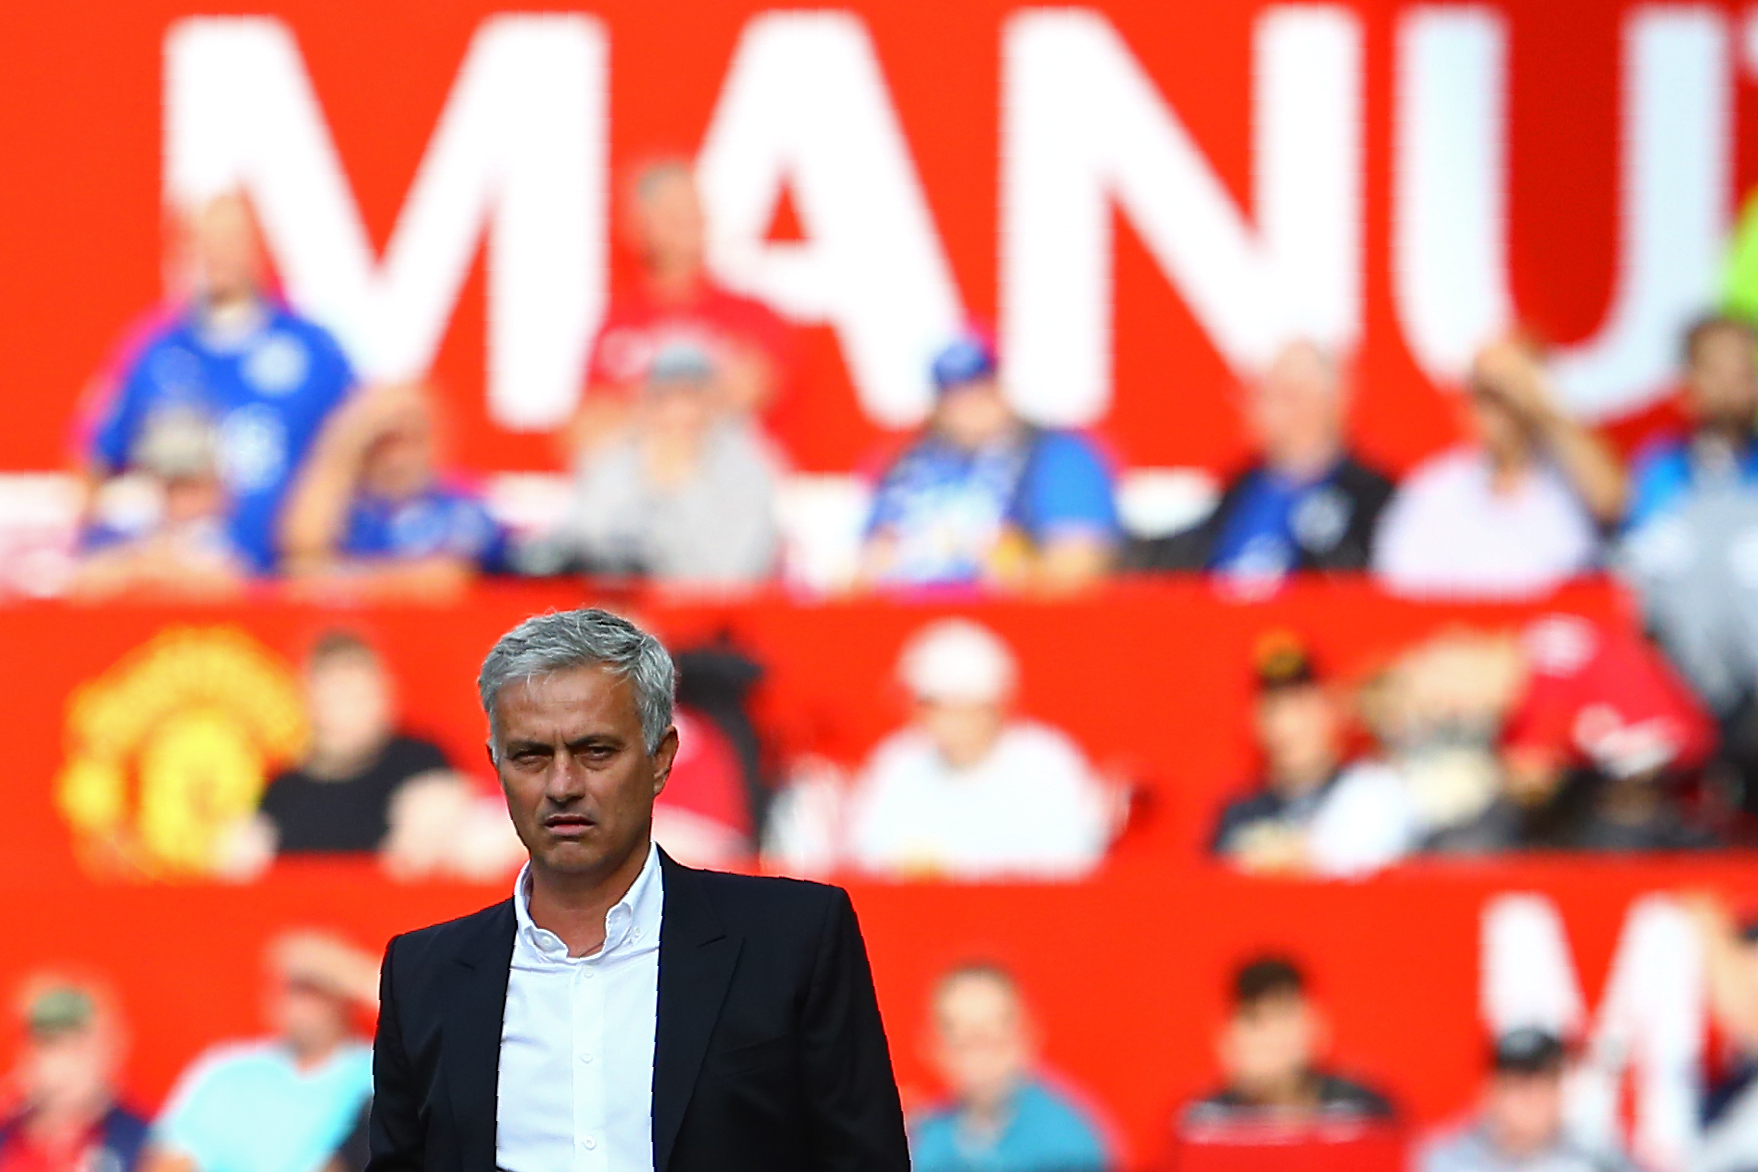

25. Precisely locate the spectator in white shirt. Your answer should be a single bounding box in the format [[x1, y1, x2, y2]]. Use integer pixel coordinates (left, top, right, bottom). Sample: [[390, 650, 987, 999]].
[[847, 618, 1112, 880], [1375, 336, 1626, 597]]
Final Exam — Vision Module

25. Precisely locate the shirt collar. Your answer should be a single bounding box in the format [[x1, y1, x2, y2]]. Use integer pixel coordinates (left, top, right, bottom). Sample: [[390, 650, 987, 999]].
[[511, 841, 663, 962]]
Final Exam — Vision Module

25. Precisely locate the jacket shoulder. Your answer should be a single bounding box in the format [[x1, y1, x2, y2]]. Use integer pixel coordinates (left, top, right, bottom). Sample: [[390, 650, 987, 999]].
[[676, 866, 850, 929], [387, 900, 514, 970]]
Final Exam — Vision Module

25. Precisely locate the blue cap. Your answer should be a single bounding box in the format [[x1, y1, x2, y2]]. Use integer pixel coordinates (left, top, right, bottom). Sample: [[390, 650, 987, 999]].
[[931, 333, 997, 393], [646, 339, 716, 387]]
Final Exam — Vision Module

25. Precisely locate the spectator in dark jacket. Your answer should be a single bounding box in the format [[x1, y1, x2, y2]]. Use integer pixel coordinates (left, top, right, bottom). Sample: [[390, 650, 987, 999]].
[[1182, 956, 1395, 1129], [1128, 340, 1393, 582]]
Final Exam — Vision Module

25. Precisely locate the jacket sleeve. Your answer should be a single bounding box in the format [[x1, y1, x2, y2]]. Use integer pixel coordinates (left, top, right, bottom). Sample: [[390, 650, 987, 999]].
[[366, 935, 425, 1171], [799, 888, 911, 1171]]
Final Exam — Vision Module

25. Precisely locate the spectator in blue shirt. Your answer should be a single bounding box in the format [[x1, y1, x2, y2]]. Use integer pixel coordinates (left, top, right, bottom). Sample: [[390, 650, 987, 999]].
[[911, 963, 1111, 1172], [862, 332, 1118, 592], [280, 383, 506, 597], [1126, 340, 1394, 584], [145, 932, 377, 1172], [81, 193, 356, 573], [1626, 314, 1758, 531]]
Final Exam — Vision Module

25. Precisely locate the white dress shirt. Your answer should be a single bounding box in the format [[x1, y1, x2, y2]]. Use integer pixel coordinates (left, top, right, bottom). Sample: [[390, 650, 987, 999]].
[[496, 843, 663, 1172]]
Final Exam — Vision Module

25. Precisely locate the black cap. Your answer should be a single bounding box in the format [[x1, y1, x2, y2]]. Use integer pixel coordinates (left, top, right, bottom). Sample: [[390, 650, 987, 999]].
[[24, 985, 97, 1038], [1253, 631, 1318, 693], [1493, 1027, 1566, 1074]]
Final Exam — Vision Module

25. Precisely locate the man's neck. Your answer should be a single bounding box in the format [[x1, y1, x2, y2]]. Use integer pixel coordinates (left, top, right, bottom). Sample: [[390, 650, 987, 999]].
[[644, 262, 703, 307], [21, 1101, 102, 1148], [288, 1036, 343, 1074], [1267, 441, 1343, 485], [1272, 764, 1336, 801], [1240, 1069, 1317, 1111], [527, 837, 652, 958]]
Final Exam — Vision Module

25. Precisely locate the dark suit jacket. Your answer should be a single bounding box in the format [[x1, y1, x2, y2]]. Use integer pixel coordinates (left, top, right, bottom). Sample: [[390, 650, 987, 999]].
[[366, 851, 909, 1172]]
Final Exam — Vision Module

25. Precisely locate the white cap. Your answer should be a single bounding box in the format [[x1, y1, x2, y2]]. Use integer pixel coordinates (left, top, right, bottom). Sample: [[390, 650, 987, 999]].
[[897, 618, 1018, 705]]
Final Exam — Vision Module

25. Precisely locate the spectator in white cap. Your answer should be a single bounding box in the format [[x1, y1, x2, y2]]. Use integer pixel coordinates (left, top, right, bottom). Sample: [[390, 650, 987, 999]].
[[846, 618, 1113, 880]]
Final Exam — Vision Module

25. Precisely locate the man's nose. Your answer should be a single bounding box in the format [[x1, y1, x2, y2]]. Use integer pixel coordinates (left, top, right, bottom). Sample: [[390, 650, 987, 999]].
[[542, 754, 589, 803]]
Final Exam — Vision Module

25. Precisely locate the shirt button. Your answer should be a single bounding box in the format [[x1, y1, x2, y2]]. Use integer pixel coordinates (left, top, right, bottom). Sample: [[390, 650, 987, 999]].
[[581, 1136, 597, 1150], [579, 1051, 593, 1064]]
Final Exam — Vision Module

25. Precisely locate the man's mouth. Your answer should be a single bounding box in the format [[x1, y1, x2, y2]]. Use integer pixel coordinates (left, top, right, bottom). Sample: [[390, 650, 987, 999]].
[[543, 814, 595, 838]]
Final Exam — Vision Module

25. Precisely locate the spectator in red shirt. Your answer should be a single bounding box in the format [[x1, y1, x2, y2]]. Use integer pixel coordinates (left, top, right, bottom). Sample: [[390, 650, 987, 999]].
[[1413, 614, 1719, 852], [564, 158, 797, 457], [0, 977, 147, 1172]]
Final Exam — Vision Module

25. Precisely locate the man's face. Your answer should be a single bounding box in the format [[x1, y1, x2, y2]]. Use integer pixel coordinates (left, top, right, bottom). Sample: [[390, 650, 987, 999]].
[[631, 169, 706, 274], [18, 1027, 115, 1119], [916, 698, 1005, 772], [1254, 685, 1341, 792], [644, 378, 716, 438], [933, 379, 1015, 451], [491, 666, 678, 879], [931, 975, 1031, 1114], [305, 652, 394, 767], [1484, 1070, 1564, 1158], [1221, 991, 1318, 1100], [361, 406, 437, 502], [1249, 345, 1342, 472], [268, 979, 350, 1058], [1687, 325, 1758, 433], [1466, 381, 1534, 466], [190, 195, 263, 306]]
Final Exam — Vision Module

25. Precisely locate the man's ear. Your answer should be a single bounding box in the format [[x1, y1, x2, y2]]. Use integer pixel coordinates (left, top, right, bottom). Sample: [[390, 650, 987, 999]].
[[651, 725, 680, 797]]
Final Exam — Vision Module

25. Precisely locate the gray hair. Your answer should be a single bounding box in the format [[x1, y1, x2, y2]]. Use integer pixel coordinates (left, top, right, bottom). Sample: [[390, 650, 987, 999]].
[[478, 608, 675, 755]]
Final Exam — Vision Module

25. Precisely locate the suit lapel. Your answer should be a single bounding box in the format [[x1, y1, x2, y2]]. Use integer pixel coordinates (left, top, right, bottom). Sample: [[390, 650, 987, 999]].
[[443, 900, 516, 1172], [652, 851, 742, 1172]]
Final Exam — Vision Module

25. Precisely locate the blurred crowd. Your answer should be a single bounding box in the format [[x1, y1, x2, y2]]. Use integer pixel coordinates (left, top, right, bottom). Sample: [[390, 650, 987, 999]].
[[56, 165, 1758, 874], [74, 170, 1758, 606], [12, 909, 1758, 1172]]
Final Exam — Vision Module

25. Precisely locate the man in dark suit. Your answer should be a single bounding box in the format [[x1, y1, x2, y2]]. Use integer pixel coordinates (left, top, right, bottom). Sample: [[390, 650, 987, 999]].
[[367, 608, 909, 1172]]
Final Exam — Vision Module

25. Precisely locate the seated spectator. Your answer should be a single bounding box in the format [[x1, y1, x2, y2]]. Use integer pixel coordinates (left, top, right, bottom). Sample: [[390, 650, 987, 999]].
[[567, 158, 796, 450], [81, 192, 355, 574], [68, 406, 248, 601], [279, 383, 506, 597], [241, 633, 470, 868], [861, 333, 1118, 592], [1627, 314, 1758, 530], [550, 340, 783, 586], [144, 932, 376, 1172], [1128, 340, 1394, 580], [847, 618, 1113, 880], [911, 964, 1111, 1172], [0, 977, 147, 1172], [1416, 1029, 1634, 1172], [1686, 895, 1758, 1170], [1417, 614, 1718, 853], [1211, 634, 1418, 877], [1375, 336, 1626, 596], [1183, 956, 1394, 1127]]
